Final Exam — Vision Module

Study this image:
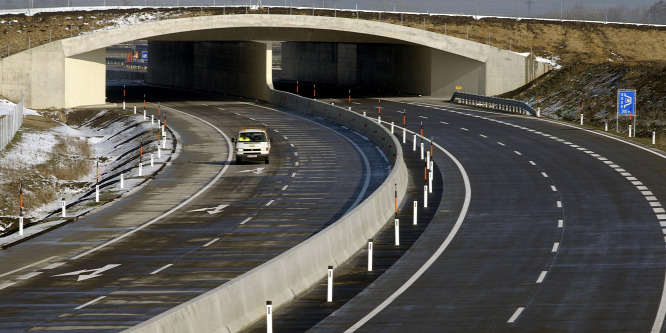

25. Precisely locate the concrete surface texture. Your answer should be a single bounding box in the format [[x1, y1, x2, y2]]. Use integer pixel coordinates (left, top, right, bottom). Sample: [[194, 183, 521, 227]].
[[128, 90, 407, 333], [0, 14, 550, 109]]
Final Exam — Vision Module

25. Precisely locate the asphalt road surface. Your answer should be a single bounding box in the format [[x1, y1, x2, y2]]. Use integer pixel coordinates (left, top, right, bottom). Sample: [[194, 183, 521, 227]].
[[309, 97, 666, 332], [0, 87, 389, 332]]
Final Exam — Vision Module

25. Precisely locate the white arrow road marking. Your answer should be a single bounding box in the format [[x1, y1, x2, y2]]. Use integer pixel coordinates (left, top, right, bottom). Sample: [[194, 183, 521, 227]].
[[237, 167, 265, 174], [54, 264, 121, 281], [188, 205, 229, 214]]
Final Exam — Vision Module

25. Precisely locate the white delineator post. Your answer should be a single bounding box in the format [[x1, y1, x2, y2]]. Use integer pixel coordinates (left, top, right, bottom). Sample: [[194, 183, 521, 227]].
[[151, 115, 154, 125], [19, 215, 23, 236], [629, 125, 632, 138], [266, 301, 273, 333], [427, 150, 431, 168], [150, 153, 154, 166], [378, 115, 381, 124], [95, 184, 100, 202], [367, 239, 373, 271], [327, 266, 333, 302], [394, 217, 400, 245], [391, 121, 394, 134], [413, 201, 418, 225], [580, 113, 584, 125], [143, 109, 146, 120], [158, 146, 161, 159], [420, 142, 424, 160], [402, 127, 406, 144], [61, 198, 66, 217], [423, 185, 428, 208], [134, 105, 136, 115], [139, 162, 143, 177], [653, 131, 656, 145], [413, 134, 416, 151], [120, 173, 124, 189]]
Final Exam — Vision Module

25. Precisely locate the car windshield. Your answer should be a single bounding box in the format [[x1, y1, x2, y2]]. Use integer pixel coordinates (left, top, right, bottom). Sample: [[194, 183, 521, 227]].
[[239, 132, 266, 142]]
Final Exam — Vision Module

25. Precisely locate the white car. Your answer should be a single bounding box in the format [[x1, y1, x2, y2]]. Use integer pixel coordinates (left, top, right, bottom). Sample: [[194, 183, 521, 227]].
[[232, 127, 271, 164]]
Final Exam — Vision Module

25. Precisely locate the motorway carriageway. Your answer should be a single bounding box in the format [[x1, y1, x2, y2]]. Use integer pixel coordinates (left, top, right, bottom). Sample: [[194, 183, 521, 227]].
[[294, 96, 666, 332], [0, 86, 388, 332]]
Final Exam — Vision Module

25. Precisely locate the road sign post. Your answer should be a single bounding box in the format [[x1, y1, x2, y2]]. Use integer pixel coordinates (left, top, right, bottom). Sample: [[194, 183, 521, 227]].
[[617, 89, 636, 134]]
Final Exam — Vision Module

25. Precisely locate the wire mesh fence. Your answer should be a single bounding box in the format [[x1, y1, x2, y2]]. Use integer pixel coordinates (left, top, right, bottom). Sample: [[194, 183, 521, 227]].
[[0, 93, 24, 151]]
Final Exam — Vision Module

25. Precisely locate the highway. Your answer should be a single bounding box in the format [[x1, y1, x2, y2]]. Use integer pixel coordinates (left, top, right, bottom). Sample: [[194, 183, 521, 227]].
[[306, 97, 666, 332], [0, 87, 389, 332]]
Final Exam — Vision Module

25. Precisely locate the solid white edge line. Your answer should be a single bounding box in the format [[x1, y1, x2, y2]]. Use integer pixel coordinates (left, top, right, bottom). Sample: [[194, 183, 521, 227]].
[[75, 296, 106, 310], [536, 271, 548, 284], [345, 126, 471, 332], [0, 282, 16, 291], [203, 238, 220, 247], [0, 256, 57, 278], [508, 307, 525, 323], [71, 106, 234, 260], [42, 262, 65, 270], [150, 264, 173, 275]]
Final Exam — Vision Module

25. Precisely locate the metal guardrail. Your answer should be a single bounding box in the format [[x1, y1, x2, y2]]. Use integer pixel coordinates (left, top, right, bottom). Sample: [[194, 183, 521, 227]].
[[0, 93, 24, 151], [450, 92, 537, 117]]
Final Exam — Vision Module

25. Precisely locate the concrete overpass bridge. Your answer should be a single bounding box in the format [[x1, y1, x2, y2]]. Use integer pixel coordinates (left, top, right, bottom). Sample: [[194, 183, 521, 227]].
[[0, 14, 551, 109]]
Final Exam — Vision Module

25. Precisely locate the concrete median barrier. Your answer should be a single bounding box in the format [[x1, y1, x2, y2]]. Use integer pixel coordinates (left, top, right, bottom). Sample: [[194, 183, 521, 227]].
[[128, 89, 407, 333]]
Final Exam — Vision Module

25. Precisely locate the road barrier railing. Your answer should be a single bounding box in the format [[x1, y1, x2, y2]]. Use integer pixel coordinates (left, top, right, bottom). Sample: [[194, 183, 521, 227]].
[[0, 93, 24, 151], [451, 92, 537, 116], [129, 90, 408, 333]]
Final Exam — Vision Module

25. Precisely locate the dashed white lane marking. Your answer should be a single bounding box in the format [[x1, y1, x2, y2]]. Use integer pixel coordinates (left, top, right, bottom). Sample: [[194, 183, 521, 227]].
[[460, 127, 469, 131], [294, 152, 299, 156], [627, 176, 638, 181], [0, 282, 15, 291], [441, 121, 449, 125], [419, 116, 428, 119], [274, 129, 280, 132], [551, 186, 557, 192], [514, 151, 522, 156], [75, 296, 106, 310], [536, 271, 548, 284], [479, 134, 488, 138], [655, 208, 666, 213], [659, 215, 666, 220], [295, 162, 299, 166], [647, 196, 658, 201], [557, 201, 562, 208], [150, 264, 173, 275], [552, 242, 560, 252], [643, 191, 654, 196], [621, 172, 632, 177], [508, 307, 525, 323], [638, 186, 649, 191], [529, 161, 536, 166], [43, 262, 65, 270], [266, 200, 275, 206], [632, 181, 644, 186], [0, 256, 57, 278], [558, 220, 564, 228], [650, 202, 662, 207], [290, 144, 295, 148], [16, 272, 42, 280], [542, 172, 549, 178], [497, 142, 506, 146], [240, 217, 253, 225], [204, 238, 220, 247], [282, 185, 289, 191], [291, 173, 297, 178]]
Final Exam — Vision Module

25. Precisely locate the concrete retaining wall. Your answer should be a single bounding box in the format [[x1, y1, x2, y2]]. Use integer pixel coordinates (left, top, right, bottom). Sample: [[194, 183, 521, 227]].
[[128, 90, 407, 333]]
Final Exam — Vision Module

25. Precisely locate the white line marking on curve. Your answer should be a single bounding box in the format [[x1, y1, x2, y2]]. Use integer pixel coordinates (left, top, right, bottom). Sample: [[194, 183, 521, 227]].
[[558, 220, 564, 228], [71, 106, 233, 260], [551, 186, 557, 192], [150, 264, 173, 275], [204, 238, 220, 247], [552, 242, 560, 252], [514, 151, 522, 156], [240, 217, 253, 225], [542, 172, 549, 178], [0, 282, 15, 291], [529, 161, 536, 166], [497, 142, 505, 146], [282, 185, 289, 191], [75, 296, 106, 310], [557, 201, 562, 208], [508, 307, 525, 323], [536, 271, 548, 283], [479, 134, 488, 138], [0, 256, 57, 278], [266, 200, 275, 206]]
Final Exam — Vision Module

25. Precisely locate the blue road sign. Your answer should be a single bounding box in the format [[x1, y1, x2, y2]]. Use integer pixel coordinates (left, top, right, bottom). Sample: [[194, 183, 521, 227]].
[[617, 89, 636, 115], [141, 51, 148, 61]]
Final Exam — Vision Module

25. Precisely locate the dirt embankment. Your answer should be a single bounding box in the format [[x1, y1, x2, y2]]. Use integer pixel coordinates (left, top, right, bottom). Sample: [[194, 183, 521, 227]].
[[0, 7, 663, 135]]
